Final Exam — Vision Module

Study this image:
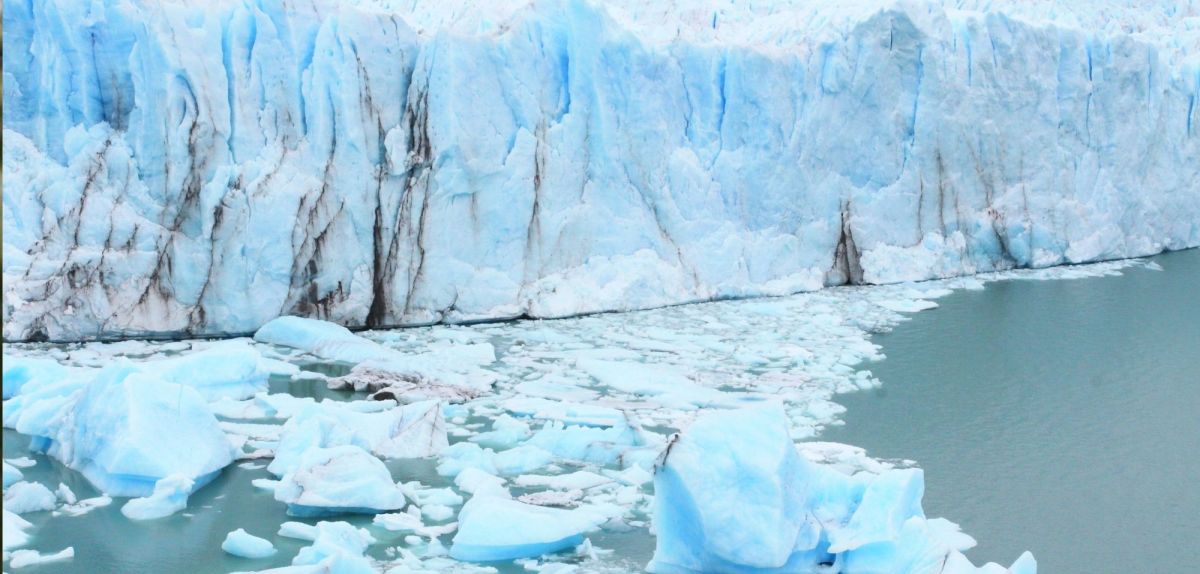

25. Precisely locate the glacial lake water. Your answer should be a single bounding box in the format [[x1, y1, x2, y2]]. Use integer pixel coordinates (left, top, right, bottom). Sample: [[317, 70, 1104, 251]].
[[4, 249, 1196, 573], [823, 248, 1200, 572]]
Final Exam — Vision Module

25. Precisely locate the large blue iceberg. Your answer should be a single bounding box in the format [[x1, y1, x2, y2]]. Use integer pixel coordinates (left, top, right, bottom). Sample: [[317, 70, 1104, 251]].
[[649, 406, 1037, 573]]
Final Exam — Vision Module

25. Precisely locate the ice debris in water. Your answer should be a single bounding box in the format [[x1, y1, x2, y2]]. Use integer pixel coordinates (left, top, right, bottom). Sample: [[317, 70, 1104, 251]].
[[3, 462, 25, 488], [254, 316, 497, 393], [3, 481, 58, 514], [269, 400, 447, 477], [2, 510, 34, 550], [273, 445, 407, 517], [223, 528, 278, 559], [7, 547, 75, 568], [450, 495, 601, 562], [121, 474, 195, 520], [4, 362, 237, 498], [648, 406, 1037, 574]]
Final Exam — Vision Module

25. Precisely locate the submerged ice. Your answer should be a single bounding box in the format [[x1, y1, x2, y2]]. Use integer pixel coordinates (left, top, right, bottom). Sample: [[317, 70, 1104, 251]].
[[3, 0, 1197, 341]]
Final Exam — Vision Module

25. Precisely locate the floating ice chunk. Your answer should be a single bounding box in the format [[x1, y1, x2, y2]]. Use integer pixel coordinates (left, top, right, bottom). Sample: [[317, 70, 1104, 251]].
[[274, 445, 405, 516], [516, 489, 584, 508], [526, 421, 643, 465], [2, 510, 33, 549], [7, 547, 74, 568], [606, 465, 653, 486], [39, 364, 237, 497], [373, 508, 424, 532], [453, 468, 509, 498], [493, 445, 554, 476], [3, 481, 57, 514], [450, 496, 599, 562], [503, 398, 626, 427], [576, 360, 739, 409], [291, 521, 376, 571], [401, 484, 463, 508], [5, 458, 36, 468], [223, 528, 277, 558], [3, 462, 23, 487], [142, 341, 271, 401], [270, 401, 447, 477], [278, 521, 319, 541], [54, 483, 77, 504], [254, 316, 388, 364], [436, 443, 498, 477], [3, 356, 67, 399], [57, 495, 112, 517], [255, 317, 496, 392], [513, 379, 599, 402], [649, 406, 1037, 574], [121, 474, 195, 520], [874, 299, 939, 313], [421, 504, 455, 522], [514, 471, 612, 491], [469, 414, 531, 450]]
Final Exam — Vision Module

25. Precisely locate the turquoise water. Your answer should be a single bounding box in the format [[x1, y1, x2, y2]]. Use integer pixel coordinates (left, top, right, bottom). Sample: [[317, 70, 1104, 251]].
[[823, 249, 1200, 572]]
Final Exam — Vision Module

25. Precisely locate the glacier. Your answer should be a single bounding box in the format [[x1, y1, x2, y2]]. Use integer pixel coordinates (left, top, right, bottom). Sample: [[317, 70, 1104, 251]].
[[4, 0, 1198, 341]]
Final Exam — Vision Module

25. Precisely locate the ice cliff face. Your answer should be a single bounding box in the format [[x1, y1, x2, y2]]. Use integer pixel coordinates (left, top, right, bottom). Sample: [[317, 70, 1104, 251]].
[[3, 0, 1198, 341]]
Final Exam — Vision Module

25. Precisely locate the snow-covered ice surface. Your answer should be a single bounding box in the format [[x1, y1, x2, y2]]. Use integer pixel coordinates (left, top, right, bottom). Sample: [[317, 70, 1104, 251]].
[[3, 0, 1198, 342], [1, 259, 1154, 572]]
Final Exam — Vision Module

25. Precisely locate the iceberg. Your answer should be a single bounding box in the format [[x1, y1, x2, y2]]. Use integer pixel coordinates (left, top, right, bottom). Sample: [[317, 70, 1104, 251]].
[[4, 0, 1196, 342], [450, 495, 599, 562], [121, 474, 195, 520], [3, 481, 58, 514], [268, 399, 447, 477], [273, 445, 407, 516], [648, 406, 1036, 573], [16, 364, 238, 497], [7, 547, 75, 568], [2, 509, 34, 550], [290, 521, 376, 574], [3, 462, 24, 488], [223, 528, 278, 559]]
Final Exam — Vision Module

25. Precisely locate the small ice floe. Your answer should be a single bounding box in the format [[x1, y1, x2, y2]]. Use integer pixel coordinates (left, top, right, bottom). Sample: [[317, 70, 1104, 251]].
[[2, 461, 23, 488], [3, 482, 57, 514], [7, 547, 74, 568], [502, 397, 626, 427], [514, 471, 612, 491], [450, 495, 600, 562], [121, 474, 195, 520], [222, 528, 277, 558], [269, 400, 447, 478], [273, 445, 406, 516], [56, 496, 113, 518], [2, 510, 33, 549]]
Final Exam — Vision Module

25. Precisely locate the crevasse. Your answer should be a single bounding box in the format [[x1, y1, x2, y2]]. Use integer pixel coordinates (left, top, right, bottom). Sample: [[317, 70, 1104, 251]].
[[3, 0, 1198, 341]]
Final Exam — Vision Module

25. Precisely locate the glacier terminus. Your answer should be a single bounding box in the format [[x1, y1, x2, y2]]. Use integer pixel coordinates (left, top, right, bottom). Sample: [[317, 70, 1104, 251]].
[[4, 0, 1198, 341]]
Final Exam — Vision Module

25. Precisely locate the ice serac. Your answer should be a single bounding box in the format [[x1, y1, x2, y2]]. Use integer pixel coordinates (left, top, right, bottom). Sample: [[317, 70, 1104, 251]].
[[648, 406, 1036, 573], [4, 0, 1198, 341]]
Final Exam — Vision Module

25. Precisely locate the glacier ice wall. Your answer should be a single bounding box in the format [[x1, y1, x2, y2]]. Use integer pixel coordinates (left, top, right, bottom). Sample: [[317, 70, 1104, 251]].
[[3, 0, 1199, 341]]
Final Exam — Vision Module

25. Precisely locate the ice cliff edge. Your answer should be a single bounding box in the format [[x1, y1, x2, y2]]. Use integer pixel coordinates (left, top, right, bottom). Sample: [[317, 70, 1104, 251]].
[[4, 0, 1198, 341]]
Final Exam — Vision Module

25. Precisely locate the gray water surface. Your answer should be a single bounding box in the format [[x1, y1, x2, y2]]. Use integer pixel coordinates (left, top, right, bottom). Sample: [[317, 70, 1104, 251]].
[[822, 249, 1200, 572]]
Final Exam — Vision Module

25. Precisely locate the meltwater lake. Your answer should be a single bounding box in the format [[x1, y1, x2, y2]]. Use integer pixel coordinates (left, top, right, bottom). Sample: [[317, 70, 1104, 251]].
[[824, 249, 1200, 572], [3, 250, 1196, 573]]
